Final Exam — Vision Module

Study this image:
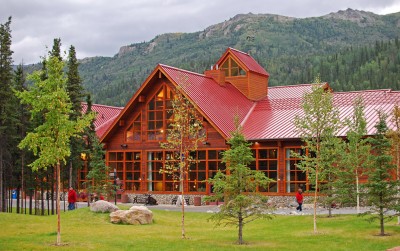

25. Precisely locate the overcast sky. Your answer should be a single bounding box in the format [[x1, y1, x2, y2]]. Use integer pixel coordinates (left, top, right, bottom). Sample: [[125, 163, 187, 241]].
[[3, 0, 400, 64]]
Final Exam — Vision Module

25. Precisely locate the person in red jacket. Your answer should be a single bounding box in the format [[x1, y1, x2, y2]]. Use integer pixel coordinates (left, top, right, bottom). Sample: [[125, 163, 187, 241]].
[[296, 188, 304, 212], [68, 186, 77, 210]]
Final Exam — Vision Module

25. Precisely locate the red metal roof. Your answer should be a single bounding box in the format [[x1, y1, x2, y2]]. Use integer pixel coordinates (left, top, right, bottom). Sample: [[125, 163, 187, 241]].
[[160, 64, 254, 138], [81, 103, 123, 138], [97, 47, 400, 142], [216, 48, 269, 76], [242, 86, 400, 140]]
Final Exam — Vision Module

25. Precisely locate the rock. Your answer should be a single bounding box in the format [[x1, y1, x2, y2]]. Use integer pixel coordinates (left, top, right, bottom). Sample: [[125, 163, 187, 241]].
[[290, 210, 299, 215], [110, 206, 153, 225], [90, 200, 119, 213], [387, 247, 400, 251]]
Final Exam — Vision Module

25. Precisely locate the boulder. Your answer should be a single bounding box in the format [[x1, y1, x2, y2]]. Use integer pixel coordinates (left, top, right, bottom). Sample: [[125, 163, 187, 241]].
[[110, 206, 153, 225], [90, 200, 119, 213]]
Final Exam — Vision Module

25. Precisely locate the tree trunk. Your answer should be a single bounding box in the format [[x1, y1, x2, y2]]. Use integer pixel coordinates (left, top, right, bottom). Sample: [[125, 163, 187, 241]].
[[21, 153, 25, 214], [56, 160, 61, 245], [29, 188, 32, 215], [238, 211, 243, 245], [40, 180, 44, 215], [46, 173, 50, 215], [17, 186, 20, 214], [51, 167, 55, 215], [181, 171, 186, 239], [313, 168, 318, 234], [356, 171, 360, 214], [0, 149, 4, 212]]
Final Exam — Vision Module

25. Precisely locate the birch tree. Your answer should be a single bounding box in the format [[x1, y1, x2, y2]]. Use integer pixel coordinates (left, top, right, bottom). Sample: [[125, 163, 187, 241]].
[[160, 79, 205, 239], [337, 95, 370, 213], [16, 55, 94, 245], [293, 82, 341, 233]]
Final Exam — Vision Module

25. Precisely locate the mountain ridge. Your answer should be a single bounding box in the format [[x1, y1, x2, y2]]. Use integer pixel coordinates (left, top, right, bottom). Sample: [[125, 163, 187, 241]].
[[37, 9, 400, 106]]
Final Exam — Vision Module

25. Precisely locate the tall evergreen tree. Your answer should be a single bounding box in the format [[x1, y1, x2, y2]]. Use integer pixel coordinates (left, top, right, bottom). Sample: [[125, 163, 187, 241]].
[[13, 64, 32, 214], [84, 95, 112, 201], [0, 16, 14, 212], [363, 111, 400, 236], [66, 45, 85, 188], [206, 119, 272, 245]]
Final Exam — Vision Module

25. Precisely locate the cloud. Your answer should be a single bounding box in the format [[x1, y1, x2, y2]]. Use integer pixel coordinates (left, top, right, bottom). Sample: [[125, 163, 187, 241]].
[[2, 0, 400, 64]]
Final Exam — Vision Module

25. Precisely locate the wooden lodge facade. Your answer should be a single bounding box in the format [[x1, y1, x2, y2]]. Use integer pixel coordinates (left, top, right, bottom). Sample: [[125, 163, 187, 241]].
[[78, 48, 400, 199]]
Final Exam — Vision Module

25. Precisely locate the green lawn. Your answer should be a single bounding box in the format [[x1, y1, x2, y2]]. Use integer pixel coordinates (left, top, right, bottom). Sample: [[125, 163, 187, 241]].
[[0, 207, 399, 251]]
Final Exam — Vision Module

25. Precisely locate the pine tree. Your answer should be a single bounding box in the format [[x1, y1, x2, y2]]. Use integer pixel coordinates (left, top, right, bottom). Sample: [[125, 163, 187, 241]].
[[0, 16, 14, 212], [206, 119, 272, 245], [84, 94, 112, 201], [362, 111, 400, 236], [66, 45, 85, 188]]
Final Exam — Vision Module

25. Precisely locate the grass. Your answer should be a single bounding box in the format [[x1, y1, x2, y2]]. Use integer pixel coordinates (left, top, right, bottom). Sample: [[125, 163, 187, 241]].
[[0, 207, 399, 251]]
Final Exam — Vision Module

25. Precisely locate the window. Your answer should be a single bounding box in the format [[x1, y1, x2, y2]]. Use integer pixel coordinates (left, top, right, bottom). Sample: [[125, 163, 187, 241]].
[[220, 57, 246, 77], [256, 149, 278, 193], [126, 114, 141, 142], [147, 151, 164, 191], [285, 148, 307, 193], [125, 152, 141, 191], [147, 85, 173, 141], [108, 152, 124, 189]]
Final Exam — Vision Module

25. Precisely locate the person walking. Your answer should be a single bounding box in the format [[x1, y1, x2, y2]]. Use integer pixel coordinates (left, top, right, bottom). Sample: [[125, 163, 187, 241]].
[[296, 188, 303, 212], [68, 186, 77, 210]]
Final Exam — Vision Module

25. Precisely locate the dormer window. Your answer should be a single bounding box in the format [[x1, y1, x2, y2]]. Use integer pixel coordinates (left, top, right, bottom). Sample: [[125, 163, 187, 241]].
[[221, 57, 246, 77]]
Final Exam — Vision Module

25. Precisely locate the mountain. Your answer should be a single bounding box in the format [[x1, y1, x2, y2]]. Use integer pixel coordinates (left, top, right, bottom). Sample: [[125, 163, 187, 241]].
[[77, 9, 400, 106]]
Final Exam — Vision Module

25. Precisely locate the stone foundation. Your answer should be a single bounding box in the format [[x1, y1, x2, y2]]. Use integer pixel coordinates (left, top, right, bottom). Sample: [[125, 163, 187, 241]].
[[124, 193, 314, 207]]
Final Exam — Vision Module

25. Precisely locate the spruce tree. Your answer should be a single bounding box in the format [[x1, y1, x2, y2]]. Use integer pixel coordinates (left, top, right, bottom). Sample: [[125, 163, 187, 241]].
[[84, 95, 112, 201], [206, 120, 272, 245], [66, 45, 85, 188], [0, 16, 14, 212], [363, 111, 400, 236]]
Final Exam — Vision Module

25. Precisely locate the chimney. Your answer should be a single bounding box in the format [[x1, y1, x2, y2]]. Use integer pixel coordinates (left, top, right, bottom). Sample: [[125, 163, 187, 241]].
[[204, 65, 225, 86]]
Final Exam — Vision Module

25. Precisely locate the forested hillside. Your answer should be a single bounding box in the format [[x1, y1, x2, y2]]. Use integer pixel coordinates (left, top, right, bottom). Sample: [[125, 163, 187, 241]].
[[76, 9, 400, 106]]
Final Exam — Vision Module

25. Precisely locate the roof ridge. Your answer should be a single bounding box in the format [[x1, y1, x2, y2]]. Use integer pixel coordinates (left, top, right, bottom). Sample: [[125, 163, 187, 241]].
[[268, 83, 313, 89], [334, 89, 393, 94], [159, 64, 207, 78], [228, 47, 249, 55], [82, 102, 124, 109]]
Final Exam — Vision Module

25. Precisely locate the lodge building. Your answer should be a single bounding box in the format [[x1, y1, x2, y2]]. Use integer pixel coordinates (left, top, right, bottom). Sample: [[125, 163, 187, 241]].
[[78, 48, 400, 202]]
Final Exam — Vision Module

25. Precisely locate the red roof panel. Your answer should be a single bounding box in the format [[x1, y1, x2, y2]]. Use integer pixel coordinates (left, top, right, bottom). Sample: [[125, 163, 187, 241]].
[[81, 103, 123, 138], [242, 86, 400, 140]]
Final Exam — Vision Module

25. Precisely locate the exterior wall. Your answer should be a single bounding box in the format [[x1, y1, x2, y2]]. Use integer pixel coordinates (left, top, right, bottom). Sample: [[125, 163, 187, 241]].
[[248, 72, 268, 101], [226, 75, 248, 97]]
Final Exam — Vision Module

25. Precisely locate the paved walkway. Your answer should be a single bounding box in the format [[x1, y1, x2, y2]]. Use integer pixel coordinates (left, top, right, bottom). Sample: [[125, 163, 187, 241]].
[[13, 199, 393, 215]]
